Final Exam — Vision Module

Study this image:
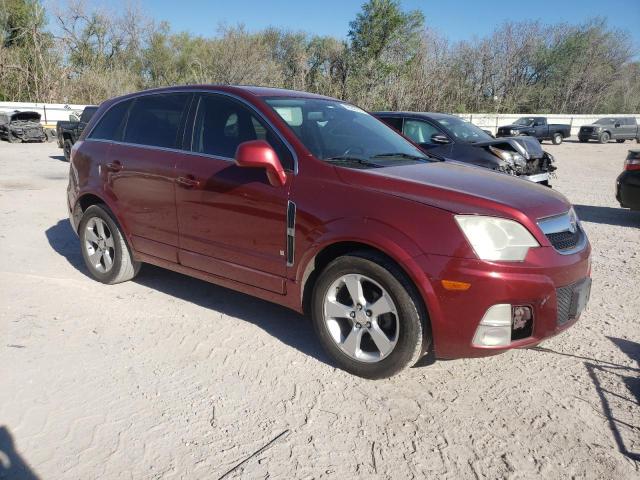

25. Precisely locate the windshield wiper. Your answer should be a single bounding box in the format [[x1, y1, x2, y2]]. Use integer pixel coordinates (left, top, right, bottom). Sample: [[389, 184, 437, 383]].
[[372, 152, 433, 162], [324, 156, 383, 167]]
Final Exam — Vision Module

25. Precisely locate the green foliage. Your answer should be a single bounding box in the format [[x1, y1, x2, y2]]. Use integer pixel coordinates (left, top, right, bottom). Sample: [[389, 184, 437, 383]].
[[0, 0, 638, 114]]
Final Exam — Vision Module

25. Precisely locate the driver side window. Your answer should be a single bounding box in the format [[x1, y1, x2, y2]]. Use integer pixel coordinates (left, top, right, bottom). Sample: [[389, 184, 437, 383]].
[[403, 120, 441, 144]]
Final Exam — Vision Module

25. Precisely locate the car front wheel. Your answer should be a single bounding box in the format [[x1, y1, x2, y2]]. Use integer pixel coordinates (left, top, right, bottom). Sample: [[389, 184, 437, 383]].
[[311, 252, 426, 379], [599, 132, 610, 143], [79, 205, 141, 284]]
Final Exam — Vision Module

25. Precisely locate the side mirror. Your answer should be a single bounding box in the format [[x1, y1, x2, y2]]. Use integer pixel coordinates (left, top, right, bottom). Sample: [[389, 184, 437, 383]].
[[235, 140, 287, 187], [615, 123, 621, 128], [431, 133, 451, 144]]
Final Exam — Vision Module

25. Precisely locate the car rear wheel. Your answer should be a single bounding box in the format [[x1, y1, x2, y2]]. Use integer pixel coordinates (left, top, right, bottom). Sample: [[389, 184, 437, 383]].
[[79, 205, 141, 284], [598, 132, 610, 144], [616, 139, 626, 143], [552, 133, 563, 145], [311, 252, 426, 379], [63, 139, 73, 162]]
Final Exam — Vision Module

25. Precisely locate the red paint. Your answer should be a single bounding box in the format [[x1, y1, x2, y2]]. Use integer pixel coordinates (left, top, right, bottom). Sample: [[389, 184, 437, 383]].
[[67, 85, 591, 360]]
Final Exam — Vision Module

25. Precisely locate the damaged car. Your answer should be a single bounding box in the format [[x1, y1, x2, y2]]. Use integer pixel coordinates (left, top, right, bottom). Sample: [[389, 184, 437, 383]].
[[374, 112, 556, 186], [0, 111, 46, 143]]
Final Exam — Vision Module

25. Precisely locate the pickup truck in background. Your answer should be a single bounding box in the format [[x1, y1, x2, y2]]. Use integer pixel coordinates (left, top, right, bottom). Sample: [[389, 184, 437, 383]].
[[578, 117, 640, 144], [56, 105, 98, 161], [496, 117, 571, 145]]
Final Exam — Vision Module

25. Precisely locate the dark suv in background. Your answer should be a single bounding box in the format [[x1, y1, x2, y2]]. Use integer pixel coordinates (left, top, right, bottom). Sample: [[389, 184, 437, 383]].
[[578, 117, 639, 144], [375, 112, 556, 185]]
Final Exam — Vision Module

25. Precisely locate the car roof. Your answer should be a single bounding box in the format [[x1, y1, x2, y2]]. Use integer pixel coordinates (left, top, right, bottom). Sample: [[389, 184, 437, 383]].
[[107, 85, 336, 104], [373, 111, 461, 121]]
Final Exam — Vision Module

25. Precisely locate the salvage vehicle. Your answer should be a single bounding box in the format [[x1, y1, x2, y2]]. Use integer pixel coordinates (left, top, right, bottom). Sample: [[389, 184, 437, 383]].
[[496, 117, 571, 145], [578, 117, 639, 144], [56, 106, 98, 161], [374, 112, 556, 185], [616, 150, 640, 211], [68, 86, 591, 379], [0, 111, 46, 143]]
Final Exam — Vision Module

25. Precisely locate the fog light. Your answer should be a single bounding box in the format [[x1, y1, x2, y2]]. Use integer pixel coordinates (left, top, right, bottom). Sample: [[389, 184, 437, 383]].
[[511, 305, 533, 340], [472, 304, 512, 347]]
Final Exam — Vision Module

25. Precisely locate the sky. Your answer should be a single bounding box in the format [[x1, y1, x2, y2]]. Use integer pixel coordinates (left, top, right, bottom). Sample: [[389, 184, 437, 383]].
[[138, 0, 640, 51]]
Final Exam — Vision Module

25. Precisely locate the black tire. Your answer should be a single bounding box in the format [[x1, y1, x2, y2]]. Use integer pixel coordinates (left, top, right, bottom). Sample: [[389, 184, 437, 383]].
[[63, 139, 73, 162], [311, 252, 427, 379], [7, 133, 18, 143], [616, 139, 625, 143], [78, 205, 141, 284], [579, 138, 588, 143], [636, 137, 640, 144], [552, 133, 563, 145], [598, 132, 610, 144]]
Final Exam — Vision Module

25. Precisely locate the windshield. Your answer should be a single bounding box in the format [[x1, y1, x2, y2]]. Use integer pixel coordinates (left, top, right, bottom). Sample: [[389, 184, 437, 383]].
[[514, 117, 535, 126], [436, 117, 493, 143], [265, 98, 430, 167]]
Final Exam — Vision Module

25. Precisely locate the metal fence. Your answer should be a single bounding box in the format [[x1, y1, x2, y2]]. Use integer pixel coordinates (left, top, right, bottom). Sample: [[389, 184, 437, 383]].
[[1, 101, 639, 135]]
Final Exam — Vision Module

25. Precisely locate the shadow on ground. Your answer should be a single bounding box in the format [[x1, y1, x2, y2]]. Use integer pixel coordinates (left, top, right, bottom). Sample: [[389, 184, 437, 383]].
[[533, 339, 640, 462], [44, 219, 334, 367], [574, 204, 640, 228], [0, 426, 40, 480], [48, 155, 67, 162]]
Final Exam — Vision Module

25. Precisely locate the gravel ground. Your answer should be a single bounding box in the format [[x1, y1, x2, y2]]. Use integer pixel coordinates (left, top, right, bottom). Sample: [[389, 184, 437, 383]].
[[0, 140, 638, 480]]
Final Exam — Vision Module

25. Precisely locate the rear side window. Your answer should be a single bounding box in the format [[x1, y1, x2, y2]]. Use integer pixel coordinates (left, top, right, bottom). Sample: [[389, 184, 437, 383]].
[[191, 94, 294, 170], [124, 94, 190, 149], [380, 117, 403, 132], [403, 120, 441, 144], [89, 100, 132, 141]]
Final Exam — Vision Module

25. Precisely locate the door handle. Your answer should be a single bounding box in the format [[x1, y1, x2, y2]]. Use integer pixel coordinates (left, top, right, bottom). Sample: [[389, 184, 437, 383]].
[[105, 161, 122, 172], [176, 175, 200, 188]]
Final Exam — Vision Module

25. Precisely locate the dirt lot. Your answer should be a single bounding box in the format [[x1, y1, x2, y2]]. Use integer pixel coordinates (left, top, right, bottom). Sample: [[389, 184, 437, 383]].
[[0, 140, 638, 479]]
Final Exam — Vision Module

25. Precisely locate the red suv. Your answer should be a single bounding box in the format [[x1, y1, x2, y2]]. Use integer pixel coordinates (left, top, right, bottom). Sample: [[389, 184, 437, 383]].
[[68, 86, 592, 378]]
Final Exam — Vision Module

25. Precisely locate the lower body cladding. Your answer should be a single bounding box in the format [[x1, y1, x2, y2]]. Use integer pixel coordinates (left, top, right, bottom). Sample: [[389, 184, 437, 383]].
[[412, 244, 591, 359]]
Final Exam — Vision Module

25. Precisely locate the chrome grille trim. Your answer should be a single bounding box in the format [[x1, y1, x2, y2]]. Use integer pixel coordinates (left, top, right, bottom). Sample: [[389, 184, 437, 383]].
[[537, 208, 587, 255]]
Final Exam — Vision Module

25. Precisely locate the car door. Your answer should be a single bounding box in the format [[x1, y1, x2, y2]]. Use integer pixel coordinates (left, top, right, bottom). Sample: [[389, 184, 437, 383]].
[[402, 119, 453, 156], [174, 92, 294, 294], [104, 93, 191, 262], [621, 118, 637, 139]]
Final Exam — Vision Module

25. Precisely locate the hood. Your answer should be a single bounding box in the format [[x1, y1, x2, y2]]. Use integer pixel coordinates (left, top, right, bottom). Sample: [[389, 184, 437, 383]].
[[335, 161, 571, 222], [474, 136, 543, 159]]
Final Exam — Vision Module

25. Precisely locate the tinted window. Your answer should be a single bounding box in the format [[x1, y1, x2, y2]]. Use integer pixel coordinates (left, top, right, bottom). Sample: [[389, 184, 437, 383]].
[[124, 94, 190, 148], [403, 120, 442, 144], [89, 100, 132, 141], [192, 94, 293, 170], [380, 117, 403, 132], [79, 106, 98, 124]]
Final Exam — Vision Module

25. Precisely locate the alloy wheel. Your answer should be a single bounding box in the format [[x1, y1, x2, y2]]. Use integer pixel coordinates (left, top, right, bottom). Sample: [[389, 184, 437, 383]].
[[323, 273, 399, 363], [83, 217, 115, 273]]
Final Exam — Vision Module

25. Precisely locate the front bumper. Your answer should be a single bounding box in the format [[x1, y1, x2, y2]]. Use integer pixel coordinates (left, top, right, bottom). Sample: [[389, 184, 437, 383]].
[[413, 243, 591, 359], [578, 131, 601, 140]]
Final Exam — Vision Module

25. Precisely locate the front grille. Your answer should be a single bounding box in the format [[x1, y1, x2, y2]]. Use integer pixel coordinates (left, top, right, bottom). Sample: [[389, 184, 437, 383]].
[[546, 229, 580, 250], [556, 284, 574, 326], [580, 127, 593, 134]]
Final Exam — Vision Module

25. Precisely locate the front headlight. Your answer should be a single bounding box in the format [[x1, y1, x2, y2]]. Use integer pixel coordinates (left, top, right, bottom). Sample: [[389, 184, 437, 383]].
[[455, 215, 539, 261], [488, 146, 526, 167], [510, 129, 519, 135]]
